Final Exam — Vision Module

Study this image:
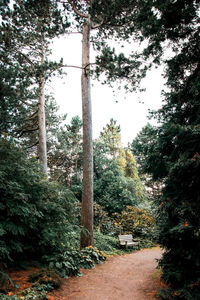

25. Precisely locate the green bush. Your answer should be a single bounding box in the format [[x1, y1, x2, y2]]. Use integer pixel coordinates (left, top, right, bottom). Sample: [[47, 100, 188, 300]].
[[94, 231, 119, 252], [94, 203, 117, 235], [0, 284, 51, 300], [112, 206, 155, 240], [80, 246, 106, 268], [44, 246, 106, 278], [44, 249, 82, 278], [18, 285, 48, 300], [0, 138, 78, 264]]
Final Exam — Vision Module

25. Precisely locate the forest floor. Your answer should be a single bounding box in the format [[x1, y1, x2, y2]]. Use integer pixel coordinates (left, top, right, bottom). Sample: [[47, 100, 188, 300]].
[[6, 247, 163, 300], [49, 247, 163, 300]]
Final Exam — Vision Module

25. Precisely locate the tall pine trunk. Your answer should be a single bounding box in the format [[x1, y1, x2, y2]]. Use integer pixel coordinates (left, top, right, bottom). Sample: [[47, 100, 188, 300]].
[[80, 20, 94, 248], [38, 46, 48, 175]]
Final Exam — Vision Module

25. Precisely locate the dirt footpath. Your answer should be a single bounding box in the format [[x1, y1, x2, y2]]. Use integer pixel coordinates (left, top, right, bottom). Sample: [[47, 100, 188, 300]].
[[50, 247, 162, 300]]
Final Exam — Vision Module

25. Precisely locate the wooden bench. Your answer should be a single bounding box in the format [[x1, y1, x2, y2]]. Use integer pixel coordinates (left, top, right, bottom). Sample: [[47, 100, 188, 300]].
[[118, 234, 139, 249]]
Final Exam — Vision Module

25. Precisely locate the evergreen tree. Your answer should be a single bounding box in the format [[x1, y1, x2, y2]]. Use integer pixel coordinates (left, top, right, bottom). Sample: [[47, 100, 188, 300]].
[[94, 123, 147, 215], [131, 123, 162, 200], [63, 0, 146, 248], [0, 0, 69, 173], [48, 115, 83, 187], [130, 1, 200, 298], [100, 118, 122, 158]]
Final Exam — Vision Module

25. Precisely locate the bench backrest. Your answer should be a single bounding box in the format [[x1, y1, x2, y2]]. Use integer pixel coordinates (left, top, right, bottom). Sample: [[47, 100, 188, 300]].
[[118, 234, 133, 242]]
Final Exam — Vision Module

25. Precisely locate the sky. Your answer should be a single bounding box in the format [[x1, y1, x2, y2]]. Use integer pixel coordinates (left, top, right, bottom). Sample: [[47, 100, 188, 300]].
[[50, 34, 165, 145]]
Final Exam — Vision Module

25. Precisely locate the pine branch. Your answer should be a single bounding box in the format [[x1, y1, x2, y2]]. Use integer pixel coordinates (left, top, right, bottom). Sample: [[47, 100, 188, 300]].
[[61, 64, 83, 69], [91, 14, 104, 29], [68, 0, 89, 19], [19, 98, 33, 106], [27, 140, 39, 148], [17, 127, 39, 138], [18, 51, 34, 71], [26, 110, 38, 121]]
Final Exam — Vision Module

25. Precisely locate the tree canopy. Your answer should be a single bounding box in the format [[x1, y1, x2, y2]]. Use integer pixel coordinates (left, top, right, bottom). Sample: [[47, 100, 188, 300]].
[[130, 1, 200, 298]]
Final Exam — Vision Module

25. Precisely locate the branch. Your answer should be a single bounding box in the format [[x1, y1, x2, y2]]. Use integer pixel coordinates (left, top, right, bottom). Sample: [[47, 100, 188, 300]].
[[91, 16, 104, 29], [27, 140, 39, 149], [68, 31, 82, 34], [26, 110, 38, 121], [84, 62, 97, 69], [68, 0, 89, 19], [17, 127, 39, 138], [62, 64, 83, 70], [18, 51, 34, 68], [19, 98, 32, 106], [91, 22, 104, 29]]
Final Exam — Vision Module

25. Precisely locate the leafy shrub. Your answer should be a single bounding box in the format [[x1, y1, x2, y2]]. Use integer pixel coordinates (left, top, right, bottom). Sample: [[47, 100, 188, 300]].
[[18, 285, 48, 300], [0, 270, 61, 299], [113, 206, 155, 240], [94, 203, 117, 235], [0, 139, 78, 264], [44, 249, 82, 278], [0, 284, 50, 300], [139, 239, 156, 249], [94, 231, 119, 252], [80, 246, 106, 269], [44, 246, 106, 278]]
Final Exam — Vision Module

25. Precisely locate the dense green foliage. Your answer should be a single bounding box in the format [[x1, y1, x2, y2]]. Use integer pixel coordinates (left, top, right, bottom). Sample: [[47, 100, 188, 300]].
[[130, 1, 200, 298], [48, 115, 83, 186], [94, 157, 139, 214], [94, 232, 119, 253], [43, 246, 106, 278], [113, 206, 155, 240], [0, 138, 77, 263], [94, 120, 147, 215], [94, 203, 114, 234]]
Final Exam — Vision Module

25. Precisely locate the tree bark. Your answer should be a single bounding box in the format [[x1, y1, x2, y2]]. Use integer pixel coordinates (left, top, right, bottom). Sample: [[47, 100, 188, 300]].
[[80, 20, 94, 248], [38, 47, 48, 175]]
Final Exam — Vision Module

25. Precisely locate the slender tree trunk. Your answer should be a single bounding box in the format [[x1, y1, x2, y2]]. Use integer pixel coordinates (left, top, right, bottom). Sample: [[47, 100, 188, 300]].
[[80, 20, 94, 248], [38, 47, 48, 175]]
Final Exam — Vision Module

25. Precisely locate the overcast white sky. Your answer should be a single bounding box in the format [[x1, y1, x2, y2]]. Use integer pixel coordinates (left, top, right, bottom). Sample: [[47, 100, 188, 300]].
[[50, 34, 165, 145]]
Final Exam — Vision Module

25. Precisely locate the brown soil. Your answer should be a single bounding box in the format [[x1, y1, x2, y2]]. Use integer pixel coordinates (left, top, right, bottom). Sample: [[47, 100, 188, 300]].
[[50, 247, 163, 300], [5, 267, 39, 294]]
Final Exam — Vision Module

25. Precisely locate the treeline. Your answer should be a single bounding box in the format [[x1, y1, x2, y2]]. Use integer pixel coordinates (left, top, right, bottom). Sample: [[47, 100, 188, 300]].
[[0, 115, 154, 260]]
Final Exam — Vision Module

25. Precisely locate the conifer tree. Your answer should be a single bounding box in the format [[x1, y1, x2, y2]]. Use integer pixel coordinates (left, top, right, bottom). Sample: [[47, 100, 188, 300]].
[[0, 0, 69, 173], [100, 118, 122, 158], [129, 1, 200, 297], [63, 0, 145, 248], [48, 115, 83, 186]]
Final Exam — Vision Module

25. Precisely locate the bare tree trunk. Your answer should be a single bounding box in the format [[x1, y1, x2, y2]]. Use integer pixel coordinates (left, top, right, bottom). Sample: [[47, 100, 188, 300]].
[[38, 47, 48, 175], [80, 20, 94, 248]]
